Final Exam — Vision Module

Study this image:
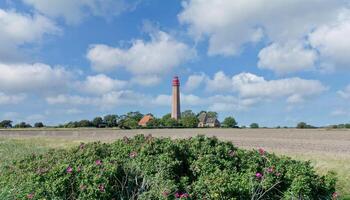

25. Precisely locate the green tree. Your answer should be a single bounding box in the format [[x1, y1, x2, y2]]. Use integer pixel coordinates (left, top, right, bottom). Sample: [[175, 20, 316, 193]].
[[34, 122, 44, 128], [126, 111, 143, 122], [160, 113, 179, 127], [250, 123, 259, 129], [180, 110, 199, 128], [92, 117, 104, 128], [296, 122, 315, 129], [297, 122, 307, 129], [222, 117, 237, 128], [0, 120, 12, 128], [207, 111, 218, 118], [77, 120, 92, 127], [103, 115, 118, 127], [14, 122, 32, 128], [146, 118, 161, 128], [117, 112, 144, 129]]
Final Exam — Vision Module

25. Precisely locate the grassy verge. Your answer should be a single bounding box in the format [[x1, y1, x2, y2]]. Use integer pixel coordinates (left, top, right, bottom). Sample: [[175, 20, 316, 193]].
[[1, 137, 349, 199]]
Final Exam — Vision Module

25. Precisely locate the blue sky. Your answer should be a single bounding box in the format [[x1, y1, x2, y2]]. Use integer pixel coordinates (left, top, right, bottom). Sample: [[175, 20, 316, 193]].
[[1, 0, 350, 126]]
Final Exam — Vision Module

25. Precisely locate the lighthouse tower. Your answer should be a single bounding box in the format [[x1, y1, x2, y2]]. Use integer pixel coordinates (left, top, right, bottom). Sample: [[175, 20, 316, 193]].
[[171, 76, 181, 120]]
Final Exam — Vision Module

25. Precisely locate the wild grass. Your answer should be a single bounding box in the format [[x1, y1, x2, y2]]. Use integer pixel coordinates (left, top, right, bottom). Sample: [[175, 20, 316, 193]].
[[0, 137, 349, 199]]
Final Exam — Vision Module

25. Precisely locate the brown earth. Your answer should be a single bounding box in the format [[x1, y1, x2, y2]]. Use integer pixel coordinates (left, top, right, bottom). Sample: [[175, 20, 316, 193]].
[[1, 128, 349, 156]]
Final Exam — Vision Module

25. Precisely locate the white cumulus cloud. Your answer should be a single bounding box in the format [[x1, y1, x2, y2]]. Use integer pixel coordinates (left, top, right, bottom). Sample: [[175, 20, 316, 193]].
[[204, 71, 327, 104], [179, 0, 345, 56], [86, 31, 195, 85], [338, 85, 350, 99], [309, 13, 350, 69], [184, 73, 207, 91], [0, 93, 26, 105], [0, 9, 60, 62], [77, 74, 127, 95], [0, 62, 72, 94], [258, 42, 318, 74]]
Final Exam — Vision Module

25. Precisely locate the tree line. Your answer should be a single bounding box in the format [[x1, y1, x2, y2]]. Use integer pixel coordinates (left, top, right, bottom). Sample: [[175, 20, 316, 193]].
[[0, 110, 238, 129], [1, 112, 349, 129]]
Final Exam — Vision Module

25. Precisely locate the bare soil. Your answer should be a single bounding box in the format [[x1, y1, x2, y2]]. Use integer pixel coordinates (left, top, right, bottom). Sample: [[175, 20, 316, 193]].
[[1, 128, 349, 156]]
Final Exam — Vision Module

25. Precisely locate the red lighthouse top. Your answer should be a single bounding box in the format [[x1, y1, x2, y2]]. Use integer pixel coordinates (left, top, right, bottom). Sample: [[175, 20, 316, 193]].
[[172, 76, 180, 86]]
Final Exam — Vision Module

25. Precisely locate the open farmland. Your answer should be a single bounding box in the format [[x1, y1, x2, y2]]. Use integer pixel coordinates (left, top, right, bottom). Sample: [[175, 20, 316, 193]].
[[1, 128, 350, 197]]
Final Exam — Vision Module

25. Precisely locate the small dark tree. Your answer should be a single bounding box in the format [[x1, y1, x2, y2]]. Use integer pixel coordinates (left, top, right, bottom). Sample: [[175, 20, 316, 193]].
[[77, 120, 92, 127], [103, 115, 118, 127], [14, 122, 32, 128], [250, 123, 259, 129], [222, 117, 237, 128], [92, 117, 104, 128], [0, 120, 12, 128], [297, 122, 307, 129], [34, 122, 44, 128], [296, 122, 315, 129]]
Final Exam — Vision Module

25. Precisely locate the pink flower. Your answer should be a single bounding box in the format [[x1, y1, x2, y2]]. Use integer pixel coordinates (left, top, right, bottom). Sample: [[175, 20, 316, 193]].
[[98, 184, 105, 192], [162, 191, 169, 197], [129, 151, 137, 158], [175, 192, 181, 198], [27, 193, 34, 199], [66, 166, 73, 173], [332, 192, 338, 199], [258, 148, 265, 155], [95, 160, 102, 166], [228, 150, 235, 157], [275, 172, 281, 177], [267, 167, 274, 173], [255, 172, 263, 179], [181, 193, 190, 198], [77, 166, 82, 172]]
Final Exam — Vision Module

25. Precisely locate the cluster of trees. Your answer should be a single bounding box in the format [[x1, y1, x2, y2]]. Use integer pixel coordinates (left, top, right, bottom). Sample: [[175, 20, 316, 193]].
[[8, 112, 342, 130], [328, 123, 350, 129], [55, 110, 240, 129], [296, 122, 316, 129], [58, 112, 144, 129], [0, 120, 45, 129]]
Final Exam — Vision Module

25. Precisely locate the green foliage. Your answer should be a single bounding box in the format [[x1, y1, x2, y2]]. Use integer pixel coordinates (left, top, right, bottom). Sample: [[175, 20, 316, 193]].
[[222, 117, 237, 128], [160, 113, 179, 128], [297, 122, 316, 129], [250, 123, 259, 129], [34, 122, 44, 128], [146, 118, 161, 128], [14, 122, 32, 128], [103, 115, 119, 127], [1, 136, 336, 200], [180, 110, 199, 128], [0, 120, 12, 128], [92, 117, 104, 128]]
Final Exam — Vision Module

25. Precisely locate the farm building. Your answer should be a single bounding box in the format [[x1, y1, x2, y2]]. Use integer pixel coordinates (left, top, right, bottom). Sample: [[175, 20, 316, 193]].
[[197, 112, 221, 128], [138, 115, 153, 127]]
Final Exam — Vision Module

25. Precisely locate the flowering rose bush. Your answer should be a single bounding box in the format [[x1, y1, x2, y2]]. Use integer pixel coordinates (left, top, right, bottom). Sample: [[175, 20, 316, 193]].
[[0, 135, 336, 199]]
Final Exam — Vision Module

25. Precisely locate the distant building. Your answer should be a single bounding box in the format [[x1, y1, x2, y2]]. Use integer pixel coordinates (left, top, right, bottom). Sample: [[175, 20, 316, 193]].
[[198, 112, 221, 128], [138, 115, 153, 127], [171, 76, 181, 120]]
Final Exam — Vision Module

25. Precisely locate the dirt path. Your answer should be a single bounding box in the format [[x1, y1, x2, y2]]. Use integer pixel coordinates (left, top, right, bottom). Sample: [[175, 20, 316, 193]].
[[1, 128, 349, 156]]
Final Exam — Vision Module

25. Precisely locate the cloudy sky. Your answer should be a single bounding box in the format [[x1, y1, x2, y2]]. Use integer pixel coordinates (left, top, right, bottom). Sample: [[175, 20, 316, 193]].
[[1, 0, 350, 126]]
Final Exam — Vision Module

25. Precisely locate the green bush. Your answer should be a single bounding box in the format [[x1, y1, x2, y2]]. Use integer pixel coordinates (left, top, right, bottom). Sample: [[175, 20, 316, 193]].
[[0, 135, 336, 200]]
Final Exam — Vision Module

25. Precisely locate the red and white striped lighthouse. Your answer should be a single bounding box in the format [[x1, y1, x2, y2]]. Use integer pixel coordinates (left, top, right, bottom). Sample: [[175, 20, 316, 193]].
[[171, 76, 181, 120]]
